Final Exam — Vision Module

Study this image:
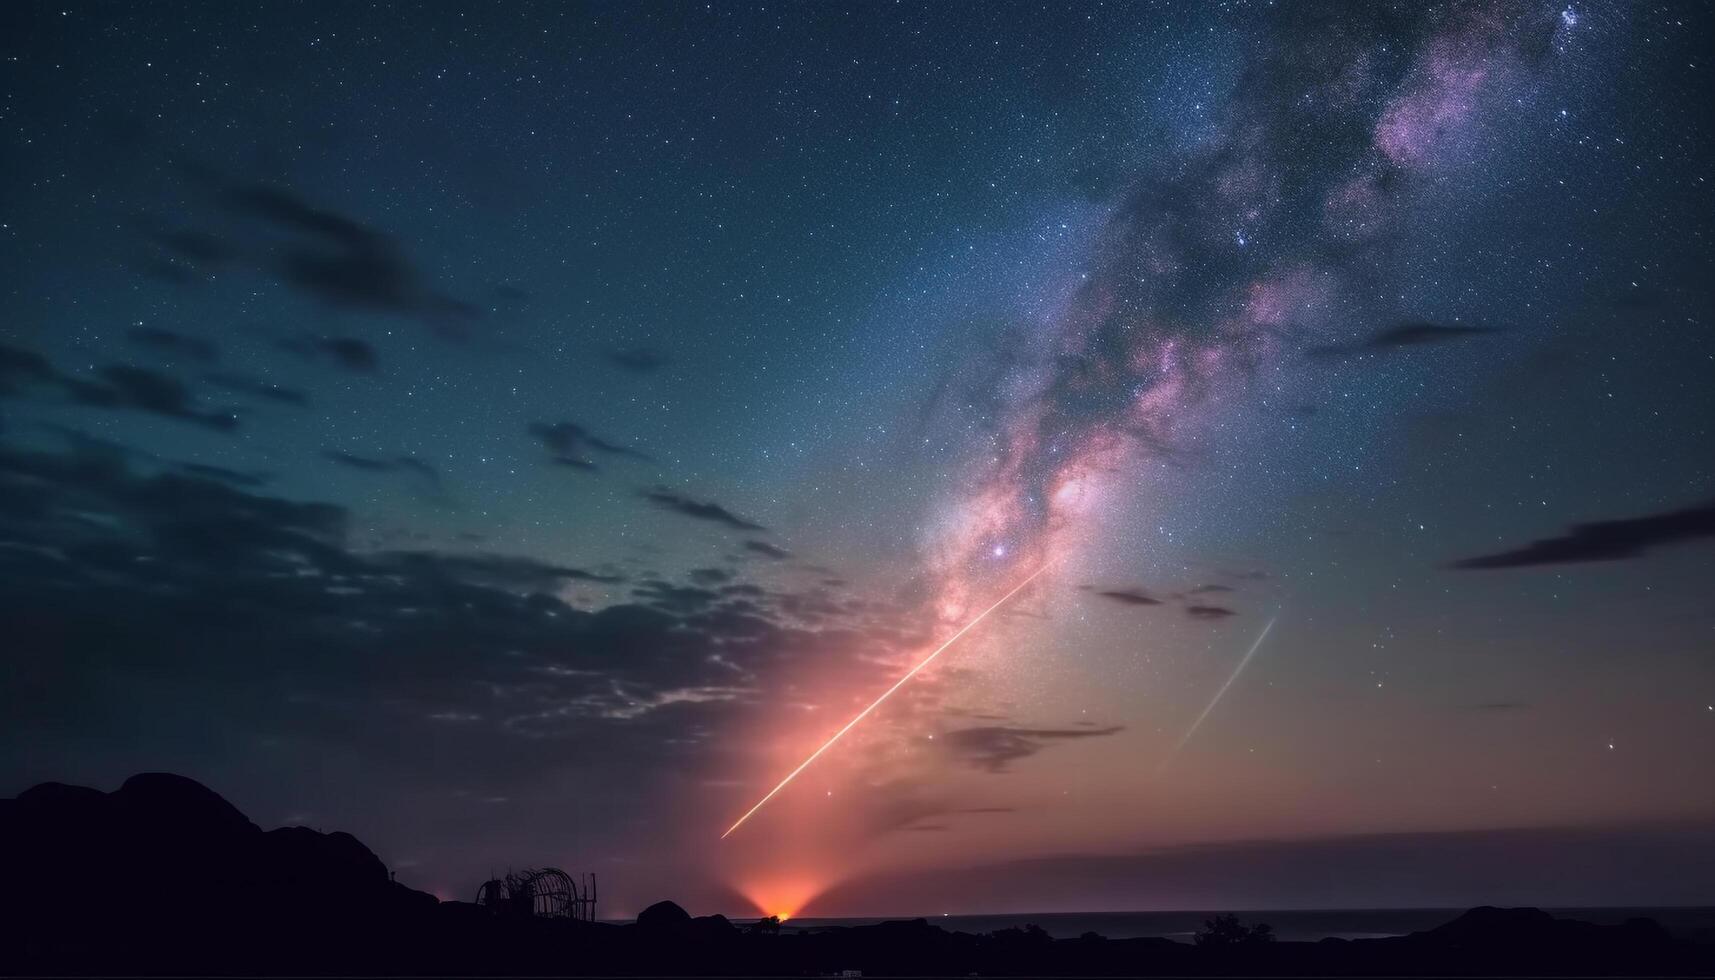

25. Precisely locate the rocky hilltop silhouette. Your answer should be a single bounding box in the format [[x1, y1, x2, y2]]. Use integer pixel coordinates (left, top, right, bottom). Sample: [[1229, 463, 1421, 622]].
[[2, 773, 1708, 976]]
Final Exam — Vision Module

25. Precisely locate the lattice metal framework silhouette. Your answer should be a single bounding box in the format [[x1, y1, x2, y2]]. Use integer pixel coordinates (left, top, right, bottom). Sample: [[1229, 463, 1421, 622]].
[[474, 867, 597, 922]]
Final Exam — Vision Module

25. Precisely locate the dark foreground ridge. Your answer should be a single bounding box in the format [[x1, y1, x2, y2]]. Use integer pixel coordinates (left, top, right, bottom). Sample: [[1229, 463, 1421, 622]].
[[2, 773, 1709, 977]]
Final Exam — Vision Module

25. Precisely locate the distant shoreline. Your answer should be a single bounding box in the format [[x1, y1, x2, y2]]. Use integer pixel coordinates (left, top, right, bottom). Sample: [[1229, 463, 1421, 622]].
[[611, 906, 1715, 943], [9, 774, 1713, 977]]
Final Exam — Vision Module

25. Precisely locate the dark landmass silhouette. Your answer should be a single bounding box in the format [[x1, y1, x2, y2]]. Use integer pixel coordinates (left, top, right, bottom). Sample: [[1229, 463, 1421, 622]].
[[2, 773, 1710, 977]]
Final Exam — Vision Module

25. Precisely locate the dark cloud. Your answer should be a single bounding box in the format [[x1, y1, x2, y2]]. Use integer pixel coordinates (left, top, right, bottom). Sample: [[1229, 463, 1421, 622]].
[[320, 337, 381, 373], [633, 580, 723, 614], [528, 421, 650, 471], [0, 440, 866, 791], [0, 343, 57, 396], [773, 586, 847, 625], [0, 442, 347, 576], [639, 487, 766, 532], [323, 450, 398, 473], [174, 461, 270, 488], [322, 451, 440, 484], [489, 283, 532, 304], [126, 327, 219, 364], [62, 366, 238, 432], [370, 551, 623, 589], [221, 184, 479, 336], [204, 372, 309, 408], [1451, 498, 1715, 569], [1186, 583, 1235, 595], [279, 335, 380, 373], [392, 456, 440, 483], [1186, 604, 1237, 620], [940, 725, 1124, 773], [943, 707, 1012, 722], [1365, 322, 1503, 349], [1088, 587, 1161, 606], [34, 424, 140, 461], [548, 454, 598, 472], [606, 348, 671, 374], [1222, 570, 1270, 582], [1308, 321, 1501, 360], [741, 539, 791, 560], [3, 345, 237, 430], [687, 567, 734, 586]]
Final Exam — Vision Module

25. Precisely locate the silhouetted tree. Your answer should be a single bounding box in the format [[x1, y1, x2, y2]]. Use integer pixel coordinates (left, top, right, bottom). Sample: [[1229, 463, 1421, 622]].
[[748, 915, 782, 936], [1194, 913, 1275, 947]]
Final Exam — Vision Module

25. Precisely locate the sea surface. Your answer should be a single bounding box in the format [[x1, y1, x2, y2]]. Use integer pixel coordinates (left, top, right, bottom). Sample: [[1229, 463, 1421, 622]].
[[775, 907, 1715, 943]]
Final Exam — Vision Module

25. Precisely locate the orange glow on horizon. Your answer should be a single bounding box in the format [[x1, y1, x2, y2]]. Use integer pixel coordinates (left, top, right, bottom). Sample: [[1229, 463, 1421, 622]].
[[736, 874, 825, 922]]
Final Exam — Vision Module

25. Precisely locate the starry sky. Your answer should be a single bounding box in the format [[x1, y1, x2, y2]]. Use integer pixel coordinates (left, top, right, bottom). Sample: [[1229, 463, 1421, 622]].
[[3, 1, 1713, 918]]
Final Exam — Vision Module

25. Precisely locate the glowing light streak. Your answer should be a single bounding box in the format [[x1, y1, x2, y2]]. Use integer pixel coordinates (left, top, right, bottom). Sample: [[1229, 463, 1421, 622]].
[[721, 563, 1051, 839]]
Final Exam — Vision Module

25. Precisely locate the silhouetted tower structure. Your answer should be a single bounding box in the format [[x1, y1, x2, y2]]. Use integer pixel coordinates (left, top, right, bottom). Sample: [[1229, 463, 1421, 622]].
[[475, 868, 596, 922]]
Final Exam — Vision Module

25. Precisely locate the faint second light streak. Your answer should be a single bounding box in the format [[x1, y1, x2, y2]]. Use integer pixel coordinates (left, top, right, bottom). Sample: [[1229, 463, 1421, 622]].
[[1158, 614, 1279, 775]]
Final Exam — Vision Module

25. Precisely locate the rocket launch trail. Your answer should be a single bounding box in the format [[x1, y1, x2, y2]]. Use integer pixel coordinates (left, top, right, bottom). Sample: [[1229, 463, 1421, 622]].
[[1158, 615, 1279, 775], [721, 563, 1051, 839]]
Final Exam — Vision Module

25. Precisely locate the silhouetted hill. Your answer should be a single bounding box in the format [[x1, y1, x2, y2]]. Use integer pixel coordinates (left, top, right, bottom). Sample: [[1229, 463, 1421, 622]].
[[2, 773, 437, 974], [2, 773, 1709, 976]]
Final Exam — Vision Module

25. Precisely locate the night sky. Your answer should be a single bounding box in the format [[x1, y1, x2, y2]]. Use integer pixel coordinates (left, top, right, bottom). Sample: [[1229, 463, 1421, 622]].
[[3, 1, 1713, 918]]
